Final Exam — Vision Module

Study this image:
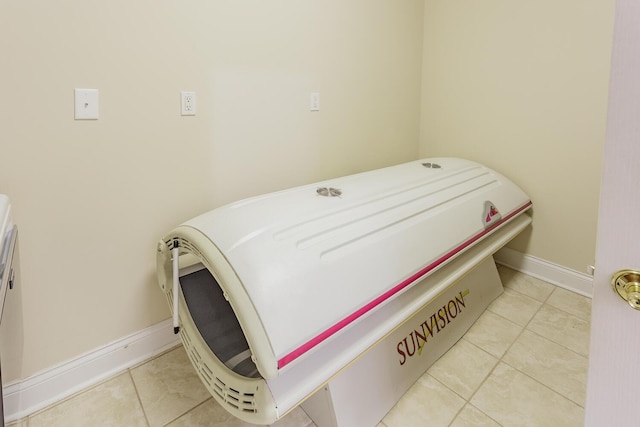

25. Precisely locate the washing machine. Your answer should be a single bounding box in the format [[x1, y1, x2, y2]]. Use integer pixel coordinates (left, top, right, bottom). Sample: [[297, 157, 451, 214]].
[[0, 195, 18, 427]]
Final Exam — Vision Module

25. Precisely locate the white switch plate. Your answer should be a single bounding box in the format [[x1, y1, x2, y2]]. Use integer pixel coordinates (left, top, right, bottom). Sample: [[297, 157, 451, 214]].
[[74, 88, 99, 120], [181, 91, 196, 116], [310, 92, 320, 111]]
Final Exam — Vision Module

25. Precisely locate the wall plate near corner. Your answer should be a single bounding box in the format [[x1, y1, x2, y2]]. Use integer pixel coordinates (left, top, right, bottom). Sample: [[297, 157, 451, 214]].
[[181, 91, 196, 116], [310, 92, 320, 112], [74, 88, 99, 120]]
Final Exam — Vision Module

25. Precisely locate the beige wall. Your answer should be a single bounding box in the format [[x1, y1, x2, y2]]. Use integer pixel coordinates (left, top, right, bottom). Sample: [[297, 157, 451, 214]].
[[0, 1, 424, 378], [0, 0, 617, 383], [420, 0, 615, 272]]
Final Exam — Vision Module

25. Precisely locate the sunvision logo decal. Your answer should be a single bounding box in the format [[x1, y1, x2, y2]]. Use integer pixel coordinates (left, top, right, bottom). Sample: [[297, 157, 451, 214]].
[[397, 289, 469, 366]]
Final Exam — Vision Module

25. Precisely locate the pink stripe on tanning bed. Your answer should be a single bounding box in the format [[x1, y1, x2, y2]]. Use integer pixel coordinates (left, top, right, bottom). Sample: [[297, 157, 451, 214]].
[[276, 200, 532, 369]]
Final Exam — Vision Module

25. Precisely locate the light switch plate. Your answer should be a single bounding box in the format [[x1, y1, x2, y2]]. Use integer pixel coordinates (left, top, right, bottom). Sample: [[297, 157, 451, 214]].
[[310, 92, 320, 111], [75, 88, 99, 120]]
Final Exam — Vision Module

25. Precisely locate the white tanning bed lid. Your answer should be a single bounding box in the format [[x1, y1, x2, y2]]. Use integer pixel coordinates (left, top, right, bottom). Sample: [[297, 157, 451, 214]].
[[180, 158, 532, 373]]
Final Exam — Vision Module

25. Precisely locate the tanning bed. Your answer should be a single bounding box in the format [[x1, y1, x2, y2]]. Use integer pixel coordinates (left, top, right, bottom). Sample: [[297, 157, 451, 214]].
[[156, 157, 532, 426]]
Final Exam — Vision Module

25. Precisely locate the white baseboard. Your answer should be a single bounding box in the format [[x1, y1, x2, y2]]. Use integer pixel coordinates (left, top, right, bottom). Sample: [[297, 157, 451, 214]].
[[2, 319, 180, 422], [494, 247, 594, 298]]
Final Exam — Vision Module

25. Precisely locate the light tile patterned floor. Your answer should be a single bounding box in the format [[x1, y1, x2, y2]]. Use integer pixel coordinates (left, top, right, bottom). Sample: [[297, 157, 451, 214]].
[[13, 266, 591, 427]]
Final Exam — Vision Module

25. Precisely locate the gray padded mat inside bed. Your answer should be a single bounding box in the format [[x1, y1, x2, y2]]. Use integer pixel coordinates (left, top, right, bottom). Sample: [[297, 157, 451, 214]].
[[180, 268, 260, 378]]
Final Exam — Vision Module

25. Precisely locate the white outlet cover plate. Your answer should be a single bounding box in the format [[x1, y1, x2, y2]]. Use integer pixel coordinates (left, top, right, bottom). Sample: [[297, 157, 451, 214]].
[[75, 88, 99, 120], [181, 91, 196, 116]]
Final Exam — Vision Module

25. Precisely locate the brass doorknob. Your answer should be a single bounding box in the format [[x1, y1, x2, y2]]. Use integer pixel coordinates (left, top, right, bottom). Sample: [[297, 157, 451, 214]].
[[612, 270, 640, 310]]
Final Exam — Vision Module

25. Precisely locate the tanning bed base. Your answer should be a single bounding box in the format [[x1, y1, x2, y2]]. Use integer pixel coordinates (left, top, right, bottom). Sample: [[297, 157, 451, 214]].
[[300, 256, 502, 427]]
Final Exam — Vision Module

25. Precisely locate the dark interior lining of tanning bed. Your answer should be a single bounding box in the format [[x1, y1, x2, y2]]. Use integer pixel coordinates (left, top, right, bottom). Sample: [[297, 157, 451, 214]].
[[180, 268, 261, 378]]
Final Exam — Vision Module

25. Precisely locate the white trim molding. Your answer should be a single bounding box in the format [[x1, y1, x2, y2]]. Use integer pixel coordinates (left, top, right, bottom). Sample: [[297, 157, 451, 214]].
[[494, 247, 594, 298], [2, 319, 180, 422]]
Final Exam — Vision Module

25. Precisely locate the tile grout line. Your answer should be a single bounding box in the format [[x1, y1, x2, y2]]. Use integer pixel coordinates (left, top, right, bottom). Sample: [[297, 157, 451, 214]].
[[462, 299, 539, 405], [456, 343, 504, 427], [160, 397, 215, 427], [512, 285, 589, 408], [448, 272, 570, 426], [439, 268, 531, 425], [498, 357, 587, 410], [501, 293, 589, 409], [522, 327, 589, 362], [467, 284, 587, 421], [424, 373, 467, 427], [127, 369, 151, 427], [432, 338, 502, 426]]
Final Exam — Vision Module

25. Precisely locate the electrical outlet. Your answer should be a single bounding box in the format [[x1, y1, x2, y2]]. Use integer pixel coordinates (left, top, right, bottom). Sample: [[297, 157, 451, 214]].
[[181, 91, 196, 116]]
